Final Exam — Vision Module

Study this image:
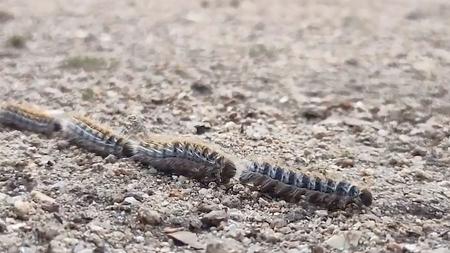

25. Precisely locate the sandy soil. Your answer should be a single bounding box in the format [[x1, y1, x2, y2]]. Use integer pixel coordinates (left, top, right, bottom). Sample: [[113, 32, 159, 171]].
[[0, 0, 450, 252]]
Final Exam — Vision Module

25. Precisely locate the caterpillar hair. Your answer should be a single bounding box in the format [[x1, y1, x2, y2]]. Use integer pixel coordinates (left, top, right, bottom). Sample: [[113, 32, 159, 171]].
[[59, 115, 135, 158], [0, 102, 62, 135], [239, 161, 372, 209], [129, 136, 237, 184]]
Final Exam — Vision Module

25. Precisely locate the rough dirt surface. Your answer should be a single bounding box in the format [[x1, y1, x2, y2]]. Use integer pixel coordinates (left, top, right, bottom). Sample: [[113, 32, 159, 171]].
[[1, 0, 450, 252]]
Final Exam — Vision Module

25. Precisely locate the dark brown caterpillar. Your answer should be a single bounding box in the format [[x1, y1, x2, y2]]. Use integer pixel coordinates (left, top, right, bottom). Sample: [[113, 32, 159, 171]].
[[239, 161, 372, 209], [0, 102, 61, 135], [129, 136, 237, 184], [60, 115, 135, 158]]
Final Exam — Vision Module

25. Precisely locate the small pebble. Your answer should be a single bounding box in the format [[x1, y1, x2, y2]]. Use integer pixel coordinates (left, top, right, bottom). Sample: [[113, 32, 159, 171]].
[[201, 210, 228, 227], [312, 246, 325, 253], [102, 154, 116, 163], [123, 197, 140, 205], [259, 229, 281, 243], [232, 184, 245, 193], [138, 207, 162, 225], [75, 249, 94, 253], [336, 158, 355, 168], [326, 234, 347, 250], [0, 219, 7, 233], [314, 210, 328, 217], [167, 231, 204, 249], [18, 247, 36, 253], [205, 242, 228, 253], [13, 200, 34, 219], [37, 224, 60, 242], [222, 196, 241, 208], [31, 190, 58, 212], [189, 218, 203, 231], [224, 121, 238, 131], [411, 147, 427, 156], [270, 218, 287, 229]]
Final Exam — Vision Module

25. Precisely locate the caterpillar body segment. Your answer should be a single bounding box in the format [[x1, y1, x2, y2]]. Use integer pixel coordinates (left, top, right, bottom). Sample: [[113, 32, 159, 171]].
[[59, 115, 136, 158], [0, 102, 62, 135], [239, 161, 372, 209], [129, 136, 237, 184]]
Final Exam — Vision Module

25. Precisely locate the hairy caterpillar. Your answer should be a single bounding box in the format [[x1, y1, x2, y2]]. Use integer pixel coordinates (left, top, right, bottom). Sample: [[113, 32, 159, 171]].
[[129, 136, 237, 184], [239, 161, 372, 208], [0, 100, 374, 210], [59, 115, 135, 158], [0, 102, 62, 135]]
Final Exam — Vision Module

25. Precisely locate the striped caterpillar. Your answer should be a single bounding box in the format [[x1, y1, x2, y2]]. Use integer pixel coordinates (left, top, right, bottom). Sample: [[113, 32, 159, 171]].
[[59, 115, 136, 158], [0, 101, 373, 209], [52, 112, 236, 184], [0, 102, 62, 135], [128, 136, 237, 184], [239, 161, 372, 209], [57, 114, 237, 184]]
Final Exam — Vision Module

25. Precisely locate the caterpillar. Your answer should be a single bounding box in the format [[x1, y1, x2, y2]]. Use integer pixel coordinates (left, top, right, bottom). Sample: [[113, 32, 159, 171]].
[[58, 115, 237, 184], [129, 136, 237, 184], [0, 102, 62, 135], [0, 101, 373, 210], [239, 161, 372, 209], [59, 115, 135, 158]]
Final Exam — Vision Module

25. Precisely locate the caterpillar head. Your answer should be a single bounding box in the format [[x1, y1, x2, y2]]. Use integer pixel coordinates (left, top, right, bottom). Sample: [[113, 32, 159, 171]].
[[359, 189, 373, 206]]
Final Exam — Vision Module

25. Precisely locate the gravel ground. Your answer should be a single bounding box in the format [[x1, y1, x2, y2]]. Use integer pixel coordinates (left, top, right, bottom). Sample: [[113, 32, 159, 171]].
[[1, 0, 450, 252]]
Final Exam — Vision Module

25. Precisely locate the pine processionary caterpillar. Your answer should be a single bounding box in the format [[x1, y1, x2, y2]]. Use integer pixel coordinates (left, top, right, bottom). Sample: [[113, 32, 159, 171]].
[[129, 136, 237, 184], [239, 161, 372, 209], [0, 101, 375, 210], [60, 115, 135, 158], [0, 103, 62, 135]]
